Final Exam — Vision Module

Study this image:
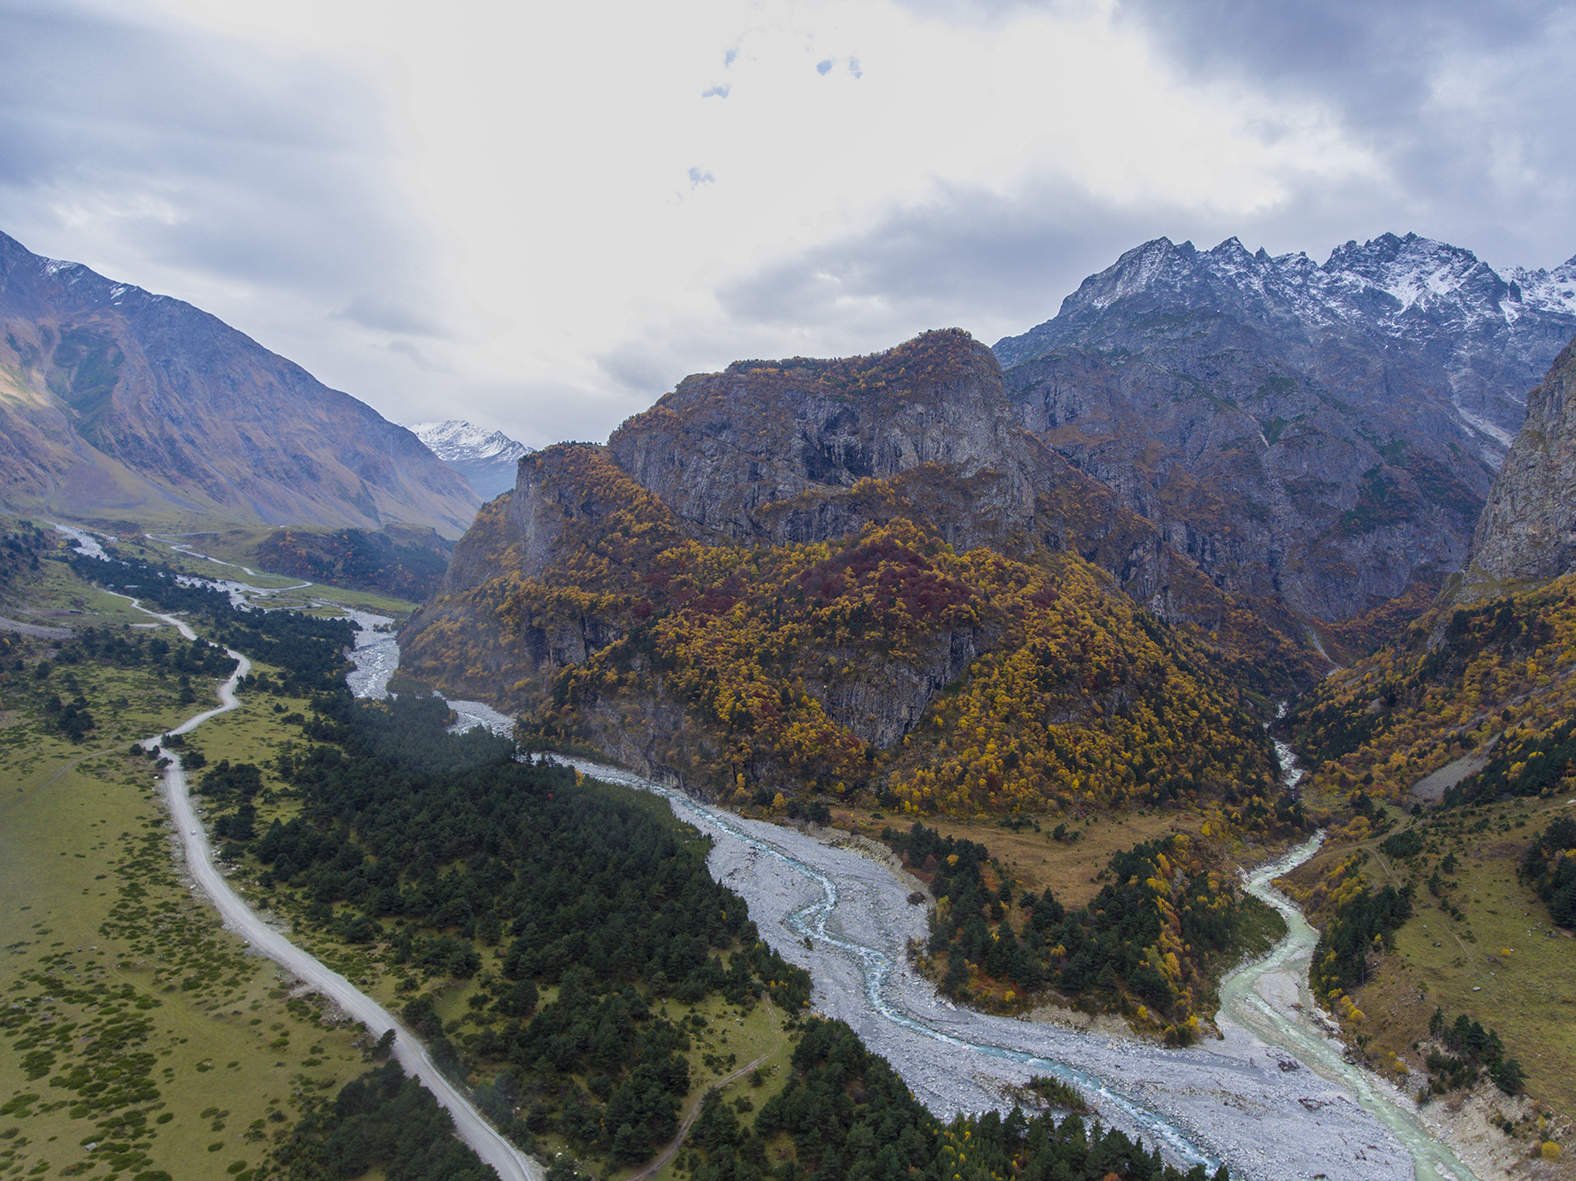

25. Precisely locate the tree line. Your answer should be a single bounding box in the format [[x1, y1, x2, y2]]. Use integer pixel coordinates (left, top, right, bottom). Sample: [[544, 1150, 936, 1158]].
[[1522, 815, 1576, 929]]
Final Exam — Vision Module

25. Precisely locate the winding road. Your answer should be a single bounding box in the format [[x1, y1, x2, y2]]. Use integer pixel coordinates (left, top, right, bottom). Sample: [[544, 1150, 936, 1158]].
[[108, 589, 541, 1181]]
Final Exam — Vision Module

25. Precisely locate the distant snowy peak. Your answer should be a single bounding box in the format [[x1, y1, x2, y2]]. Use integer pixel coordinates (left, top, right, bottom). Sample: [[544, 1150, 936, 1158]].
[[409, 419, 531, 500], [410, 419, 531, 465]]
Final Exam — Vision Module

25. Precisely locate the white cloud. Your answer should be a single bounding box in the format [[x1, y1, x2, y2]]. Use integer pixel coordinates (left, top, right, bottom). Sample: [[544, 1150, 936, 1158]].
[[9, 0, 1562, 448]]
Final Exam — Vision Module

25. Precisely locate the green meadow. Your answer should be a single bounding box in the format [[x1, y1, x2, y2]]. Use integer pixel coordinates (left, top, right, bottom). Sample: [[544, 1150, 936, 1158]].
[[0, 613, 368, 1180]]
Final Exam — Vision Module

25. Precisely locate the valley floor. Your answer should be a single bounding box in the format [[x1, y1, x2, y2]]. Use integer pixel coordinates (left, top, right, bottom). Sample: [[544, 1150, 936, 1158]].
[[560, 758, 1435, 1181], [0, 641, 369, 1179]]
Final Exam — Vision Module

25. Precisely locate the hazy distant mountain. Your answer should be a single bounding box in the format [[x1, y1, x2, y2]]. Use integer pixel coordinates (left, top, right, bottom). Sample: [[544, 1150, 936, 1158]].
[[409, 419, 532, 500], [995, 233, 1576, 623], [0, 230, 478, 536]]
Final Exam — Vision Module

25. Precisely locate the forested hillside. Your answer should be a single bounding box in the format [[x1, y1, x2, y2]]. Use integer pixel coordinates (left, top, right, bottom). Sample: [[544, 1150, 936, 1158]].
[[255, 525, 453, 601], [403, 333, 1294, 815]]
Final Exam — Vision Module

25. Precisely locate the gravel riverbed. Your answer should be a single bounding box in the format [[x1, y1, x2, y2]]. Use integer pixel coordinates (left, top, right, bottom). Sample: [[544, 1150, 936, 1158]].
[[559, 758, 1419, 1181], [388, 617, 1475, 1180]]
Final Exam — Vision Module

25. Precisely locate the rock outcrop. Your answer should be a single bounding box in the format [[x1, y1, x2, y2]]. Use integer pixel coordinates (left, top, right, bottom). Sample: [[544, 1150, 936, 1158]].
[[1462, 338, 1576, 595], [608, 331, 1040, 552]]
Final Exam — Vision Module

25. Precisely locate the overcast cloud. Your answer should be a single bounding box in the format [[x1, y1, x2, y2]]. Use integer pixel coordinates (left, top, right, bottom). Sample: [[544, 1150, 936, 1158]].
[[0, 0, 1570, 446]]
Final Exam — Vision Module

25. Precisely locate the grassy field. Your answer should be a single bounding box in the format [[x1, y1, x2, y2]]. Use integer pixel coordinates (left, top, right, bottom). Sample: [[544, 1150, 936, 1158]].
[[1292, 793, 1576, 1151], [0, 638, 370, 1181], [3, 555, 156, 629], [629, 994, 797, 1180]]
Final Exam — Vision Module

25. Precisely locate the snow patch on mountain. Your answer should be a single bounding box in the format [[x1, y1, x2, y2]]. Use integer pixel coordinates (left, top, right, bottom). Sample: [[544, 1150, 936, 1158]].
[[1050, 232, 1572, 339], [1511, 257, 1576, 316], [409, 419, 532, 500]]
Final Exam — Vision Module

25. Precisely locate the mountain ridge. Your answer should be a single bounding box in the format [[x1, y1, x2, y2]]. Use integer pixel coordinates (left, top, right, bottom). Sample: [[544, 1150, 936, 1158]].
[[0, 229, 478, 536], [993, 231, 1576, 625]]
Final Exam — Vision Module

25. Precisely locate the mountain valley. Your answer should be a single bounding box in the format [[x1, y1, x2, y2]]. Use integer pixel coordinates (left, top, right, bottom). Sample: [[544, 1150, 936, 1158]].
[[7, 224, 1576, 1181]]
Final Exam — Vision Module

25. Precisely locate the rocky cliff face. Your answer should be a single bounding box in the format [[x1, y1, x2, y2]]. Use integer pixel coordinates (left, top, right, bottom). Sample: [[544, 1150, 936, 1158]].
[[605, 330, 1279, 637], [996, 234, 1576, 623], [1462, 339, 1576, 595], [403, 331, 1289, 807], [0, 229, 478, 535], [608, 332, 1040, 552]]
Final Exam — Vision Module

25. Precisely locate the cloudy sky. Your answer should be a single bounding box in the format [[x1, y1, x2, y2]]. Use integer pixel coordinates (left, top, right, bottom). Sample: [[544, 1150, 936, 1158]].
[[2, 0, 1572, 446]]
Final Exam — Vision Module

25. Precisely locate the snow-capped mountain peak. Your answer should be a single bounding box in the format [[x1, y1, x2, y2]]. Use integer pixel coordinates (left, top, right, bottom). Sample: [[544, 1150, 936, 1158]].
[[1321, 232, 1502, 315], [408, 419, 532, 500], [1041, 231, 1568, 344], [994, 230, 1576, 468], [409, 419, 531, 465], [990, 231, 1576, 625]]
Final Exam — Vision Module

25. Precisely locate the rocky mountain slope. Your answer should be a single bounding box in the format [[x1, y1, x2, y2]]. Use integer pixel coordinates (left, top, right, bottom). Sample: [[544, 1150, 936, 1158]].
[[409, 419, 532, 500], [1461, 338, 1576, 596], [0, 230, 478, 535], [1293, 335, 1576, 797], [1282, 337, 1576, 1151], [403, 330, 1291, 807], [995, 233, 1576, 625]]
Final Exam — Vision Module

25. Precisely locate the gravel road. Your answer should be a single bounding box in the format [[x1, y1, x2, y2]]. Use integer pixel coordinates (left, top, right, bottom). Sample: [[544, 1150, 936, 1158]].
[[122, 595, 541, 1181]]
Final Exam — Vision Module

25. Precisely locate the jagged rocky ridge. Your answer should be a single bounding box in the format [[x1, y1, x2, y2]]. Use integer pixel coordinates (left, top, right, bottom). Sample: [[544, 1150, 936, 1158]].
[[0, 229, 478, 535], [409, 419, 533, 500], [403, 330, 1289, 809], [995, 233, 1576, 624], [1462, 338, 1576, 596]]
